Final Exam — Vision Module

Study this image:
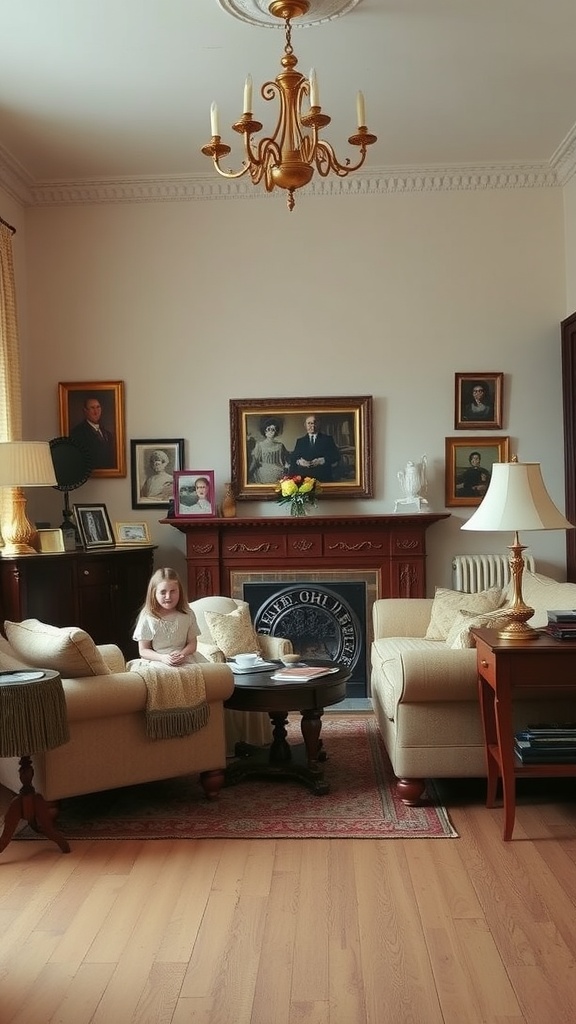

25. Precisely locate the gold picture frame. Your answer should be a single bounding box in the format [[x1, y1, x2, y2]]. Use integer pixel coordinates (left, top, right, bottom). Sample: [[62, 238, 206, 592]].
[[36, 528, 65, 554], [445, 435, 510, 507], [58, 380, 126, 478], [230, 396, 373, 500], [114, 521, 151, 544], [454, 372, 503, 430]]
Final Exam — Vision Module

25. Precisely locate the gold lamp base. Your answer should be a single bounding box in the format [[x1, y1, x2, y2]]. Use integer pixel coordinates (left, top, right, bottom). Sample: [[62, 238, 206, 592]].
[[1, 487, 38, 556], [498, 533, 537, 641]]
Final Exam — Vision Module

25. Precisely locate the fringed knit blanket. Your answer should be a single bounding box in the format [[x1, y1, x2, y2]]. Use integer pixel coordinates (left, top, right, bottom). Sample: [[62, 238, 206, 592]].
[[130, 662, 210, 740]]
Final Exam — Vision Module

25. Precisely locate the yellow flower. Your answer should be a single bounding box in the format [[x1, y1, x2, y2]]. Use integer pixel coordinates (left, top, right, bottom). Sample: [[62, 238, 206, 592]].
[[299, 477, 315, 494], [280, 478, 298, 497]]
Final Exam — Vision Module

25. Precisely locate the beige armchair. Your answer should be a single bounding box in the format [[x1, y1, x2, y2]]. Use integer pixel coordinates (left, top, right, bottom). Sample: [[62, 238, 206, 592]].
[[189, 596, 294, 754]]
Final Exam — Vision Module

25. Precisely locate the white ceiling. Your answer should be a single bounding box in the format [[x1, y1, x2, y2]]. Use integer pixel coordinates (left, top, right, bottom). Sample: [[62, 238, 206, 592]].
[[1, 0, 576, 201]]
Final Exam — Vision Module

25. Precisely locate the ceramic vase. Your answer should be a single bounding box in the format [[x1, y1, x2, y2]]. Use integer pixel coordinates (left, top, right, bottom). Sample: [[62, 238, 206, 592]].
[[221, 482, 236, 518]]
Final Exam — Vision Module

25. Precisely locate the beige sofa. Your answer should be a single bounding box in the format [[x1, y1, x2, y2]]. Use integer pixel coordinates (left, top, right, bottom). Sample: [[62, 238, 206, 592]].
[[0, 624, 234, 805], [370, 571, 576, 804]]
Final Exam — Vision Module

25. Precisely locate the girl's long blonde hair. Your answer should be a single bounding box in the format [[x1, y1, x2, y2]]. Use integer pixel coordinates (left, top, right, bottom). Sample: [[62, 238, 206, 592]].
[[142, 567, 189, 618]]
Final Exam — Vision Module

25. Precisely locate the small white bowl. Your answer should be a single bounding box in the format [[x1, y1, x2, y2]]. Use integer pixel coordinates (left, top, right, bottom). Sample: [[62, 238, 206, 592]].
[[235, 653, 259, 667], [280, 654, 300, 666]]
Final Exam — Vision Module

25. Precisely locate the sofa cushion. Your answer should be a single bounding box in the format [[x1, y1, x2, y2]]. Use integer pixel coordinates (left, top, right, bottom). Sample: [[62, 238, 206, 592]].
[[445, 608, 518, 649], [425, 586, 505, 640], [4, 619, 111, 678], [508, 571, 576, 628], [190, 596, 246, 643], [203, 605, 261, 658]]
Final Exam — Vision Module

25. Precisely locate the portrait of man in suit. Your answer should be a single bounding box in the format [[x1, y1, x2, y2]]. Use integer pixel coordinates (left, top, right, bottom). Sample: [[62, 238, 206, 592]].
[[70, 394, 116, 470], [289, 414, 341, 483]]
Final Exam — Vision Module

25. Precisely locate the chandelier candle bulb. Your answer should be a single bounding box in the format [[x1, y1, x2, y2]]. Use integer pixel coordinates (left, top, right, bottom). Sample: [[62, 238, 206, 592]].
[[357, 90, 366, 127], [243, 74, 253, 114], [309, 67, 319, 107], [210, 101, 220, 136]]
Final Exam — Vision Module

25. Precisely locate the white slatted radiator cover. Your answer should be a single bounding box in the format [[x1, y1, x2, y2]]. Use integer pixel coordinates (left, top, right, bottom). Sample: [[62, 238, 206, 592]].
[[452, 553, 536, 593]]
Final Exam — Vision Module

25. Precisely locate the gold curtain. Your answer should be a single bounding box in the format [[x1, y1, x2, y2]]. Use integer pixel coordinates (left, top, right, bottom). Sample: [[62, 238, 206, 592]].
[[0, 221, 23, 543]]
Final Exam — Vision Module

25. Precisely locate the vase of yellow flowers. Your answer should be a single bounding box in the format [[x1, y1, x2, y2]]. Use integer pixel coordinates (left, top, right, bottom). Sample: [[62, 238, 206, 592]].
[[275, 475, 319, 516]]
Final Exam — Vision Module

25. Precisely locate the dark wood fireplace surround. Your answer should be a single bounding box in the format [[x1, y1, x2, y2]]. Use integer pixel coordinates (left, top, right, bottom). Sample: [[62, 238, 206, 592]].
[[162, 513, 448, 604]]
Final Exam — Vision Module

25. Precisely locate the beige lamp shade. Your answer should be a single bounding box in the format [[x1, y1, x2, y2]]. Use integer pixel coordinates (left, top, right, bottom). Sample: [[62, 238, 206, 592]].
[[0, 441, 57, 555], [461, 461, 573, 640], [461, 462, 573, 533], [0, 441, 57, 487]]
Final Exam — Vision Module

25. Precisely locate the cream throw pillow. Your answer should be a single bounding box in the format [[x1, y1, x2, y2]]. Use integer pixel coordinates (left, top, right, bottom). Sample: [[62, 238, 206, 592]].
[[4, 619, 111, 678], [425, 585, 505, 641], [445, 608, 516, 649], [204, 605, 261, 658]]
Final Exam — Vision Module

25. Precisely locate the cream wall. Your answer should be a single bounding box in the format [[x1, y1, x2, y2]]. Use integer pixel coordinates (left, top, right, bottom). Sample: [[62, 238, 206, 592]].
[[6, 182, 569, 591]]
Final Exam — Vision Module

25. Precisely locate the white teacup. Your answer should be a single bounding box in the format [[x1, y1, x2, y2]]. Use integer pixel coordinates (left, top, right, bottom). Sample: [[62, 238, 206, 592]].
[[234, 653, 259, 667]]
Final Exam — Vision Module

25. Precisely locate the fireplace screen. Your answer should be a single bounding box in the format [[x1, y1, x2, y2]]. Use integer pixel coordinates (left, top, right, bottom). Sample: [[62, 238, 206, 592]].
[[232, 571, 378, 698]]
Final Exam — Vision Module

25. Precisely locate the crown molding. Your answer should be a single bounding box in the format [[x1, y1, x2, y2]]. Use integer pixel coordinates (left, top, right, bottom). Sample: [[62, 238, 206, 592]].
[[7, 162, 555, 207], [550, 123, 576, 186]]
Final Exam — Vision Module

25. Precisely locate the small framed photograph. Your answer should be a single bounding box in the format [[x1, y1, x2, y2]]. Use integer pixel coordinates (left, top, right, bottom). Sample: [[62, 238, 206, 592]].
[[445, 436, 510, 507], [36, 528, 65, 554], [115, 521, 151, 545], [58, 381, 126, 477], [230, 395, 373, 500], [173, 470, 217, 518], [454, 373, 503, 430], [130, 438, 185, 510], [73, 503, 116, 548]]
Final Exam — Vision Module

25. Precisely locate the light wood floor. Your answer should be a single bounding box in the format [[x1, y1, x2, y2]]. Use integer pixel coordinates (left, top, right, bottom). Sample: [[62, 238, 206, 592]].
[[1, 774, 575, 1023]]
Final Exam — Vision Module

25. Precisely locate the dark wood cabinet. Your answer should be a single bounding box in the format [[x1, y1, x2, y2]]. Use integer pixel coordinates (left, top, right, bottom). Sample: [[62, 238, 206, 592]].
[[0, 546, 155, 659]]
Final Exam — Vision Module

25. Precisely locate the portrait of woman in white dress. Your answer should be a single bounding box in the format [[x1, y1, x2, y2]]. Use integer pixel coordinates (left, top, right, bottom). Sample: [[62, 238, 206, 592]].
[[249, 418, 290, 484], [139, 449, 174, 501]]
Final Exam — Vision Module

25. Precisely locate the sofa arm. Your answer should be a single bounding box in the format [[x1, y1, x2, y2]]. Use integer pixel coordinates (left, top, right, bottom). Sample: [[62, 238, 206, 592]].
[[372, 599, 433, 640], [371, 641, 478, 705], [62, 662, 235, 723], [197, 641, 226, 663], [96, 644, 126, 673], [258, 635, 293, 659]]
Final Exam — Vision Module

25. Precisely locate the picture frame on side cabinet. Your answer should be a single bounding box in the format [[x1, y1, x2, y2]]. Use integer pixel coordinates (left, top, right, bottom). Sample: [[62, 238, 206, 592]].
[[130, 438, 185, 510], [173, 470, 217, 518], [115, 522, 151, 545], [454, 372, 503, 430], [58, 380, 126, 478], [230, 395, 373, 500], [445, 436, 510, 508], [74, 503, 116, 549]]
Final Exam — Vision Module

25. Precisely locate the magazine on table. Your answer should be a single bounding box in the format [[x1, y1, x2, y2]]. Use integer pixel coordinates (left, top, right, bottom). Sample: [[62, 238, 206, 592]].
[[270, 665, 340, 682]]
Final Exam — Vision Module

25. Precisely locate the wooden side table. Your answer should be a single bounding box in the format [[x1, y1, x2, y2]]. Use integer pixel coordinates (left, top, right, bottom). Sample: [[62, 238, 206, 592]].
[[0, 669, 71, 854], [472, 628, 576, 840]]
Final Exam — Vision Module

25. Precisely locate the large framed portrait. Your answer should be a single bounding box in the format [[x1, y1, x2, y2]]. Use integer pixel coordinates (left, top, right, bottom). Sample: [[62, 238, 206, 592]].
[[58, 380, 126, 478], [173, 470, 217, 518], [73, 503, 115, 549], [230, 396, 373, 500], [454, 372, 503, 430], [445, 435, 510, 508], [130, 438, 185, 510]]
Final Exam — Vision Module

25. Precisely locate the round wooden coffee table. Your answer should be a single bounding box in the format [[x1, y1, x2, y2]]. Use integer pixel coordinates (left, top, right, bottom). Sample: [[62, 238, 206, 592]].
[[224, 659, 349, 795]]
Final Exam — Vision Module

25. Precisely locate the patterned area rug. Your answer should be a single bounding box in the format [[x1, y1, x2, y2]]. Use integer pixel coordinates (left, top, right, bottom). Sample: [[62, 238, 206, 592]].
[[18, 715, 457, 840]]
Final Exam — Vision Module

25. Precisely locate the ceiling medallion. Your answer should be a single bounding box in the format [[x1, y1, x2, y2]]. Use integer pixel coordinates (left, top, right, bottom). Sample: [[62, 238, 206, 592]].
[[215, 0, 363, 28]]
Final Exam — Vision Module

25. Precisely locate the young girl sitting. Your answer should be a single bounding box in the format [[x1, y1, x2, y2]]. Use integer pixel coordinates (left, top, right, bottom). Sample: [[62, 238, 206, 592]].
[[132, 567, 206, 667]]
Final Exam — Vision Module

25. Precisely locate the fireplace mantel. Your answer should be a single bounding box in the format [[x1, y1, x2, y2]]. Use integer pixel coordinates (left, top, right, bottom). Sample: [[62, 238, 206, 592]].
[[161, 513, 449, 601]]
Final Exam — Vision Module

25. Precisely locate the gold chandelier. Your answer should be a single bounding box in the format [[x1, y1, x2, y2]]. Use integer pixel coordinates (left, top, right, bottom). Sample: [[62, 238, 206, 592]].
[[201, 0, 377, 211]]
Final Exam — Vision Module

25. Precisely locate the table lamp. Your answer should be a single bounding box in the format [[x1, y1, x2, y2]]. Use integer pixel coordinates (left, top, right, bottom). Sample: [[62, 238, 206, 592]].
[[0, 670, 70, 854], [461, 458, 574, 640], [0, 441, 57, 555]]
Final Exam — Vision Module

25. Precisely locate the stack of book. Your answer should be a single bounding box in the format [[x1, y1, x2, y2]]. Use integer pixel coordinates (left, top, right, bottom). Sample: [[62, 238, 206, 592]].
[[514, 727, 576, 763], [545, 609, 576, 640]]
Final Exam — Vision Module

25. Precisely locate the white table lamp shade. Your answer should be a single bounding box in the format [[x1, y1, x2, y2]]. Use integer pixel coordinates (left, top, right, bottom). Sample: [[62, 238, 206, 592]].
[[461, 462, 573, 533], [0, 441, 57, 555], [0, 441, 57, 488]]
